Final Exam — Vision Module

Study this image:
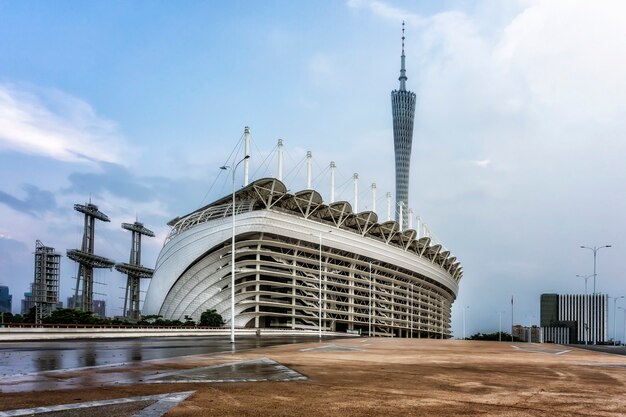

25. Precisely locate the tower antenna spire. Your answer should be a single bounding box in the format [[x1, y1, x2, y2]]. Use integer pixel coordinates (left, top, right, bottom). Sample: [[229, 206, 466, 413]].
[[402, 20, 405, 54], [399, 20, 407, 91], [391, 21, 416, 226]]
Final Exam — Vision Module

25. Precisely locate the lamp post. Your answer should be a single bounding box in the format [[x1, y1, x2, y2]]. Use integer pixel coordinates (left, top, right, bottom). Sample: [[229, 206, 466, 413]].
[[316, 230, 332, 339], [580, 245, 611, 295], [576, 274, 592, 345], [369, 262, 372, 337], [410, 282, 414, 339], [318, 233, 322, 339], [580, 245, 611, 345], [220, 154, 250, 344], [610, 296, 625, 346], [617, 307, 626, 345], [576, 274, 593, 296], [498, 311, 503, 342], [462, 306, 469, 339]]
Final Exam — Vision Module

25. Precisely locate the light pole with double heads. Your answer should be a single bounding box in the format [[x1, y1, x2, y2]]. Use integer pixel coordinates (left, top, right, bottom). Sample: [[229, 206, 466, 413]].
[[619, 306, 626, 346], [462, 306, 469, 340], [316, 230, 332, 339], [610, 296, 625, 346], [580, 245, 611, 345], [369, 262, 372, 337], [220, 155, 250, 344], [576, 274, 593, 345], [576, 274, 593, 296], [580, 245, 611, 295]]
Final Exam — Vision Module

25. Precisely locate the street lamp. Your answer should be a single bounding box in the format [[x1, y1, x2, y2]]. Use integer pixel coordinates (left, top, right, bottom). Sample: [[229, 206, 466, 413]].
[[619, 307, 626, 347], [576, 274, 593, 345], [576, 274, 593, 296], [316, 230, 332, 339], [368, 262, 372, 337], [498, 311, 505, 342], [220, 154, 250, 344], [462, 306, 469, 339], [410, 283, 414, 339], [580, 245, 611, 295], [610, 296, 625, 346]]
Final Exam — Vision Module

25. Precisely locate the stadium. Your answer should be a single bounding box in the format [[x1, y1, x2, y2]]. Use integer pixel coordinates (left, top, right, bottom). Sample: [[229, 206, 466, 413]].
[[142, 177, 462, 338], [143, 27, 462, 338]]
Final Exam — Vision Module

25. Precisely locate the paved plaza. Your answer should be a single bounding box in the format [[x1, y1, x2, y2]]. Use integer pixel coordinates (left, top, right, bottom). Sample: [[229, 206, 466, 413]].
[[2, 338, 626, 416]]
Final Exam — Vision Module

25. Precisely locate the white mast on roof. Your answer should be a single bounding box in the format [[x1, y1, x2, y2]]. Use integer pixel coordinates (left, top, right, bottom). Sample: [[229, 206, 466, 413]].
[[330, 161, 336, 203], [244, 126, 250, 186]]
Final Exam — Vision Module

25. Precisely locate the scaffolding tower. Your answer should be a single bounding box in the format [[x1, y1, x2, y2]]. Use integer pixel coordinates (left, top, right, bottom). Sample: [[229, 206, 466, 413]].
[[33, 240, 61, 323], [67, 202, 115, 313], [115, 221, 155, 321]]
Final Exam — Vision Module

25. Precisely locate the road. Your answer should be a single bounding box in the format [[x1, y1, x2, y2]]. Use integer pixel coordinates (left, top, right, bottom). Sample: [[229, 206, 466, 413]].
[[569, 343, 626, 356], [0, 335, 321, 376]]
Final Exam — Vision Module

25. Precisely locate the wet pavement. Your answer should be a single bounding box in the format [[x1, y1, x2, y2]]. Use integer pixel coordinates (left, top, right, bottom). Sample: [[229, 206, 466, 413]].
[[0, 391, 194, 417], [0, 336, 320, 376]]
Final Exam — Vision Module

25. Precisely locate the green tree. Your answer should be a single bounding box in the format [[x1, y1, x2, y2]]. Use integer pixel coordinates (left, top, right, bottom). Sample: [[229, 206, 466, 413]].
[[22, 306, 37, 323], [199, 309, 224, 327], [42, 308, 103, 324], [469, 332, 519, 342], [183, 315, 196, 326], [138, 314, 162, 325]]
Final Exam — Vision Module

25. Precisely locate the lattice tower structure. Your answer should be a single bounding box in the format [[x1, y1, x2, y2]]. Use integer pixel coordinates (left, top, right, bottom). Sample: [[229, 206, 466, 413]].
[[33, 240, 61, 323], [115, 221, 155, 321], [391, 22, 416, 227], [67, 203, 115, 313]]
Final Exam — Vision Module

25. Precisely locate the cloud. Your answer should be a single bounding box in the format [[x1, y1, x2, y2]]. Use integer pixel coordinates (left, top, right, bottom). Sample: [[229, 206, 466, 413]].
[[347, 0, 426, 26], [0, 184, 58, 217], [0, 83, 131, 164], [309, 54, 333, 75], [469, 159, 491, 168]]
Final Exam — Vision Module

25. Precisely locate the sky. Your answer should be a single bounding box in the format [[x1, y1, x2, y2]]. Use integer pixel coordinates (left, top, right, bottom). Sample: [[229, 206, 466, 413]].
[[1, 0, 625, 338]]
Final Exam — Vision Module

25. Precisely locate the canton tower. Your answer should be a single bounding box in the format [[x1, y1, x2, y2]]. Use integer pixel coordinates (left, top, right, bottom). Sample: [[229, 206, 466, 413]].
[[391, 22, 416, 226]]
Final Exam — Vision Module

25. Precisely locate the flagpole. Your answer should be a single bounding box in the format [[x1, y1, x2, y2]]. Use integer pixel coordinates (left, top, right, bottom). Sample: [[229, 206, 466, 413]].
[[511, 295, 514, 342]]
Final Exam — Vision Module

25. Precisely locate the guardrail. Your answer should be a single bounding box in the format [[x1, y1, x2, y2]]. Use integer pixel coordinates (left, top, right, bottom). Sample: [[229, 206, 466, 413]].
[[0, 325, 359, 341], [0, 323, 228, 330]]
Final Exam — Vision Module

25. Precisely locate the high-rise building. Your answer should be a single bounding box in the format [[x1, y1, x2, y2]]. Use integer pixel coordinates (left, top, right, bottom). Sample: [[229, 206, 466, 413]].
[[21, 291, 34, 314], [391, 22, 416, 227], [67, 296, 106, 318], [33, 240, 61, 323], [0, 286, 12, 313], [540, 293, 607, 344], [540, 293, 559, 326]]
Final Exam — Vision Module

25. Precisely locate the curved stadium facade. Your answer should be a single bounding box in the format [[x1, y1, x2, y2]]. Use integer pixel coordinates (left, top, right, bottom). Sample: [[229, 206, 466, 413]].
[[143, 178, 463, 338]]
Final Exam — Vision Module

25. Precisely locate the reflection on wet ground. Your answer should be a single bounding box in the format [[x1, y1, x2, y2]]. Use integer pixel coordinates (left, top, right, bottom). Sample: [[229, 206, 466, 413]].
[[0, 336, 317, 376], [0, 355, 308, 393], [134, 357, 307, 383], [0, 391, 194, 417]]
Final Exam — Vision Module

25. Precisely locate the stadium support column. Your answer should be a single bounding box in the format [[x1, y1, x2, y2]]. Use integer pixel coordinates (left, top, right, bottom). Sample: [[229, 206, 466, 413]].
[[391, 21, 416, 227], [353, 173, 359, 212], [416, 216, 421, 238], [277, 139, 284, 181], [67, 202, 115, 313], [330, 162, 336, 202], [371, 183, 376, 213], [115, 221, 155, 321], [244, 126, 250, 186], [306, 151, 312, 189], [386, 192, 392, 221]]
